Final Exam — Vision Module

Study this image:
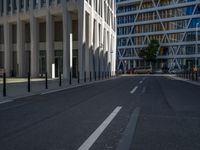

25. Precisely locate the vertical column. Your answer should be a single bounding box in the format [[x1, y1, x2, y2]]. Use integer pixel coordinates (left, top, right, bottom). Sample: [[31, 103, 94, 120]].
[[78, 6, 86, 82], [17, 17, 25, 77], [62, 1, 72, 80], [46, 12, 54, 78], [107, 31, 111, 72], [89, 14, 94, 78], [24, 0, 26, 11], [99, 24, 104, 73], [94, 21, 99, 74], [4, 22, 11, 76], [113, 35, 117, 75], [38, 0, 41, 8], [103, 29, 107, 73], [30, 15, 39, 77], [85, 13, 90, 78], [3, 0, 7, 16]]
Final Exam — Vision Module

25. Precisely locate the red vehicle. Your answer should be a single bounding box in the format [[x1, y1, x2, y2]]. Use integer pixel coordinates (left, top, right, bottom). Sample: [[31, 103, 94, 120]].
[[127, 68, 135, 74]]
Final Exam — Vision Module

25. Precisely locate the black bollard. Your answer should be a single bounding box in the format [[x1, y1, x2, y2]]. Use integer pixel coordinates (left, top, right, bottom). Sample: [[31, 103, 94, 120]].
[[59, 72, 62, 87], [98, 72, 100, 80], [90, 72, 92, 82], [95, 72, 96, 81], [69, 72, 72, 85], [27, 72, 30, 92], [84, 72, 86, 83], [45, 72, 48, 89], [192, 71, 194, 80], [196, 71, 198, 81], [78, 72, 80, 84], [3, 72, 6, 97]]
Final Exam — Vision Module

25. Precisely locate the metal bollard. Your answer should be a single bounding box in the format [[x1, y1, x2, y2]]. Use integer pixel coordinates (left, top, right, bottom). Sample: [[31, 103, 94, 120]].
[[196, 71, 198, 81], [192, 71, 194, 80], [78, 72, 80, 84], [84, 72, 86, 83], [95, 72, 96, 81], [69, 72, 72, 85], [59, 72, 62, 87], [90, 72, 92, 82], [102, 72, 104, 80], [98, 72, 100, 80], [45, 72, 48, 89], [27, 72, 30, 92], [3, 72, 6, 97]]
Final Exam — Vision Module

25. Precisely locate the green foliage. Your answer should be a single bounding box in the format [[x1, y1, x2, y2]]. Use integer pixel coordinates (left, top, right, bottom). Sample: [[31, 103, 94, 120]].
[[138, 40, 160, 63]]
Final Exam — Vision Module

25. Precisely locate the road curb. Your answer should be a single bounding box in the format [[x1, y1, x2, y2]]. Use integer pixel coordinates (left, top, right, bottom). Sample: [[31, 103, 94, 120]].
[[0, 76, 121, 104], [169, 76, 200, 86]]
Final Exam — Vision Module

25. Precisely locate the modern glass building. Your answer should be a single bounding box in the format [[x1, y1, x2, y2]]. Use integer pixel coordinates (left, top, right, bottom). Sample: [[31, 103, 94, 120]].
[[0, 0, 116, 80], [116, 0, 200, 72]]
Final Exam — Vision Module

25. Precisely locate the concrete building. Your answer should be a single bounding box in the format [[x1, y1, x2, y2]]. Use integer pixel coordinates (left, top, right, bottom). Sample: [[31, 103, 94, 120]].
[[116, 0, 200, 72], [0, 0, 117, 81]]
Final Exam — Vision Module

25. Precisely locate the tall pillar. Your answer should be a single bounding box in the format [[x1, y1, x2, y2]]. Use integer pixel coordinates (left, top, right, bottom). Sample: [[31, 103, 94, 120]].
[[3, 0, 7, 16], [94, 21, 99, 74], [4, 22, 11, 76], [17, 17, 25, 77], [85, 13, 90, 78], [30, 15, 39, 77], [62, 1, 72, 80], [78, 7, 86, 81], [46, 12, 54, 78], [99, 24, 104, 73]]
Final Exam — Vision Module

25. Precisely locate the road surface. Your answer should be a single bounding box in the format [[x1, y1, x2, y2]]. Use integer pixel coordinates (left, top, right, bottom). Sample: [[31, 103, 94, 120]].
[[0, 75, 200, 150]]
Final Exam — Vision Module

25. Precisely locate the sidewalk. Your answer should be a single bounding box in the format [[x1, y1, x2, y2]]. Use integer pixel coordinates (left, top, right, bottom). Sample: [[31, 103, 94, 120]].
[[169, 75, 200, 86], [0, 76, 119, 103]]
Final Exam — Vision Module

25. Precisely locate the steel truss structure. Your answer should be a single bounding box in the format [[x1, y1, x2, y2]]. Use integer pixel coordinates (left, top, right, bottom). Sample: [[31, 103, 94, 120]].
[[116, 0, 200, 72]]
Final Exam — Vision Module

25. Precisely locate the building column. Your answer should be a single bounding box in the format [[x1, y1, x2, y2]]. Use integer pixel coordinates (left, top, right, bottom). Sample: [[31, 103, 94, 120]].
[[94, 21, 100, 75], [78, 7, 86, 82], [62, 3, 72, 80], [30, 15, 39, 77], [85, 13, 90, 79], [46, 12, 54, 78], [88, 14, 94, 78], [17, 17, 25, 77], [4, 22, 11, 76]]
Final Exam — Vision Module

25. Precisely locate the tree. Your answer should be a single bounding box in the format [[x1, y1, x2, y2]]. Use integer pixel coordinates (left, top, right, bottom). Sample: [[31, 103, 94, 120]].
[[138, 40, 160, 67]]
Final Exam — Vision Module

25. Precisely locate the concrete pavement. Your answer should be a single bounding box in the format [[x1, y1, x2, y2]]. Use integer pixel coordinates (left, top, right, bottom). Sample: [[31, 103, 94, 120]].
[[0, 76, 118, 103], [0, 75, 200, 150]]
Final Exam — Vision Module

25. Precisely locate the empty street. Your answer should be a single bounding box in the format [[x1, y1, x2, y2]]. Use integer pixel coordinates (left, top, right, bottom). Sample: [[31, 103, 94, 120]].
[[0, 75, 200, 150]]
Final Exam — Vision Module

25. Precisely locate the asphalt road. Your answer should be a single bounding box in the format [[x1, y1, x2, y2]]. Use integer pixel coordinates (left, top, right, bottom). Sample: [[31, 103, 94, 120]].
[[0, 75, 200, 150]]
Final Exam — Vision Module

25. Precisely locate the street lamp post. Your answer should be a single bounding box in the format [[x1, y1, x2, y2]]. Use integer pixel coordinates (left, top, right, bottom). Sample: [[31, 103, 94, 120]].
[[195, 22, 200, 68]]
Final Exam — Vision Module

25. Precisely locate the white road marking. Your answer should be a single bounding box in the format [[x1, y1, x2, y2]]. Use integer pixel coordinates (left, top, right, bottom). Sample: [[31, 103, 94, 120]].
[[116, 107, 141, 150], [0, 99, 13, 104], [130, 86, 138, 94], [139, 80, 143, 84], [40, 88, 67, 95], [78, 106, 122, 150]]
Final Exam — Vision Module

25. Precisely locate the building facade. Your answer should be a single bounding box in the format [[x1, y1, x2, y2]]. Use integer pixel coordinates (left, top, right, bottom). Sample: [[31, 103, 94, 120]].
[[116, 0, 200, 72], [0, 0, 116, 80]]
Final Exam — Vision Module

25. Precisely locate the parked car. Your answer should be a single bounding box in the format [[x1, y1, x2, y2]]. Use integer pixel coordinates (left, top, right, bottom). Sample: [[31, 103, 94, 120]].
[[127, 68, 135, 74], [134, 67, 152, 74]]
